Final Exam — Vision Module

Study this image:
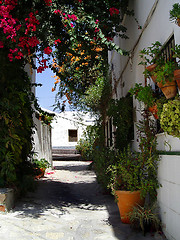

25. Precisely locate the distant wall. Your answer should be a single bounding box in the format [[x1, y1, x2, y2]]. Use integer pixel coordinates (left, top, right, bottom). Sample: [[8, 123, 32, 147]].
[[51, 112, 94, 148]]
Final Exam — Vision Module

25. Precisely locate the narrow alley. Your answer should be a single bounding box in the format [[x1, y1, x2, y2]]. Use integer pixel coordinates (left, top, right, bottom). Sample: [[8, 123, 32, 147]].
[[0, 161, 165, 240]]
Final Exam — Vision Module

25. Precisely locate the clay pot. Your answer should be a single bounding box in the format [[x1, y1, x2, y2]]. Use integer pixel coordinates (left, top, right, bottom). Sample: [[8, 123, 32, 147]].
[[177, 18, 180, 27], [115, 190, 145, 224], [174, 69, 180, 90], [146, 64, 157, 83], [157, 80, 177, 99]]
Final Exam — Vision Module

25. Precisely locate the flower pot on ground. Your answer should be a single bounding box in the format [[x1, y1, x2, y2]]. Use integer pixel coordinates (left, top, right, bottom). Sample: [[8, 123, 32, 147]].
[[116, 190, 144, 224], [32, 158, 51, 179], [107, 147, 146, 224], [169, 3, 180, 26]]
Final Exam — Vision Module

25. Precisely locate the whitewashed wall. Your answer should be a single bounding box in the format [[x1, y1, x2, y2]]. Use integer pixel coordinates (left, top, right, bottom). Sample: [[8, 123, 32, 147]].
[[33, 116, 52, 166], [25, 63, 52, 167], [110, 1, 180, 239], [51, 111, 95, 148]]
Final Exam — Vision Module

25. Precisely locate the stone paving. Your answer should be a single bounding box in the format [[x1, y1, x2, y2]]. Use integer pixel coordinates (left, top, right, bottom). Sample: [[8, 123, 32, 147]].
[[0, 161, 166, 240]]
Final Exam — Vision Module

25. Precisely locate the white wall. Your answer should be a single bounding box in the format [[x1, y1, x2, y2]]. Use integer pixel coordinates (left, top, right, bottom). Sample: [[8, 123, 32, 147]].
[[157, 134, 180, 240], [51, 111, 95, 148], [110, 1, 180, 239], [33, 116, 52, 166]]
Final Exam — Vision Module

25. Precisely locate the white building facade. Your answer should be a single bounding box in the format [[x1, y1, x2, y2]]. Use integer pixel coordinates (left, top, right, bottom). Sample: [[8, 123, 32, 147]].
[[51, 111, 95, 149]]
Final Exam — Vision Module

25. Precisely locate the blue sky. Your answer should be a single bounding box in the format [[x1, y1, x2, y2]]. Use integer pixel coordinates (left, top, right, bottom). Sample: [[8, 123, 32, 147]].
[[36, 68, 71, 112], [36, 67, 57, 112]]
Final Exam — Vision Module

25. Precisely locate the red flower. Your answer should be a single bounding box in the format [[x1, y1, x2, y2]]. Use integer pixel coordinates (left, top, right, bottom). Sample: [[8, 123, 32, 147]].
[[44, 46, 52, 54], [0, 41, 4, 48], [54, 39, 61, 45], [109, 7, 119, 16], [44, 0, 52, 6]]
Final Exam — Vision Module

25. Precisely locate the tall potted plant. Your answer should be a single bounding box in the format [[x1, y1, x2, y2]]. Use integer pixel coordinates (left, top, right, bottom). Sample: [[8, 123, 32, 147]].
[[107, 147, 145, 224]]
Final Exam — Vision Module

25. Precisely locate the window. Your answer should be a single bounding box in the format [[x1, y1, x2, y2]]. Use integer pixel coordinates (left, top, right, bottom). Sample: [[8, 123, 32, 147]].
[[68, 129, 78, 142]]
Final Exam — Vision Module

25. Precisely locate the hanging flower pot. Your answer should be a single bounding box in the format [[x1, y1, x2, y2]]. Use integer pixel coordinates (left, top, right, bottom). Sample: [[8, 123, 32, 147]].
[[115, 190, 145, 224], [174, 69, 180, 90]]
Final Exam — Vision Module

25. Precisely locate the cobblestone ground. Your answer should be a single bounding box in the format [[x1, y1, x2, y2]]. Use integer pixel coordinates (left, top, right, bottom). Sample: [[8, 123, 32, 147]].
[[0, 161, 166, 240]]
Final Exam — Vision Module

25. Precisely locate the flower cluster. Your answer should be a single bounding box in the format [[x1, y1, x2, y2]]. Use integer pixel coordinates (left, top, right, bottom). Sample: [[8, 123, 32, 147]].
[[109, 7, 119, 16]]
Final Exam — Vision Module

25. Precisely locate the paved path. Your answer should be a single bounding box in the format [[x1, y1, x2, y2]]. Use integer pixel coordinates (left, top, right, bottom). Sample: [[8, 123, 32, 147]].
[[0, 161, 166, 240]]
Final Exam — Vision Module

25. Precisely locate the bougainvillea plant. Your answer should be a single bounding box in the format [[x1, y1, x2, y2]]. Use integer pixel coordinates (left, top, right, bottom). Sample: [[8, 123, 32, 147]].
[[0, 0, 133, 109]]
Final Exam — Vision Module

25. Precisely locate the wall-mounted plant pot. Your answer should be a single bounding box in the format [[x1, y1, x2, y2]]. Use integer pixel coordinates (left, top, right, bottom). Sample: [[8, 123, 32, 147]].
[[174, 69, 180, 90], [148, 104, 158, 119], [146, 64, 157, 83], [157, 80, 177, 99], [115, 190, 145, 224]]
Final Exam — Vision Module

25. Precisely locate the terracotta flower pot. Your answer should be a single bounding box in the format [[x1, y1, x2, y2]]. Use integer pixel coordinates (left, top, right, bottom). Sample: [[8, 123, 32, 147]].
[[115, 190, 145, 224], [146, 64, 157, 83], [148, 104, 158, 119], [174, 69, 180, 90], [177, 18, 180, 27], [157, 80, 177, 99]]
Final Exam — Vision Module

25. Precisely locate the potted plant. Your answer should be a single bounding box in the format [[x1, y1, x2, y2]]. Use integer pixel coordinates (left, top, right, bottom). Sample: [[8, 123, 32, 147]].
[[107, 147, 145, 224], [32, 158, 51, 179], [160, 97, 180, 138], [129, 83, 158, 119], [172, 44, 180, 90], [139, 42, 177, 99], [139, 41, 163, 81], [170, 3, 180, 27], [129, 203, 160, 235]]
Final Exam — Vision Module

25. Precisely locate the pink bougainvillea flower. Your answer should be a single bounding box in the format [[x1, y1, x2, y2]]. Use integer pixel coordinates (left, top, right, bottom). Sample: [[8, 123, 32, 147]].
[[44, 46, 52, 54], [95, 19, 99, 24], [70, 23, 74, 28], [68, 14, 77, 21], [94, 27, 99, 32], [54, 9, 61, 14], [109, 7, 119, 16]]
